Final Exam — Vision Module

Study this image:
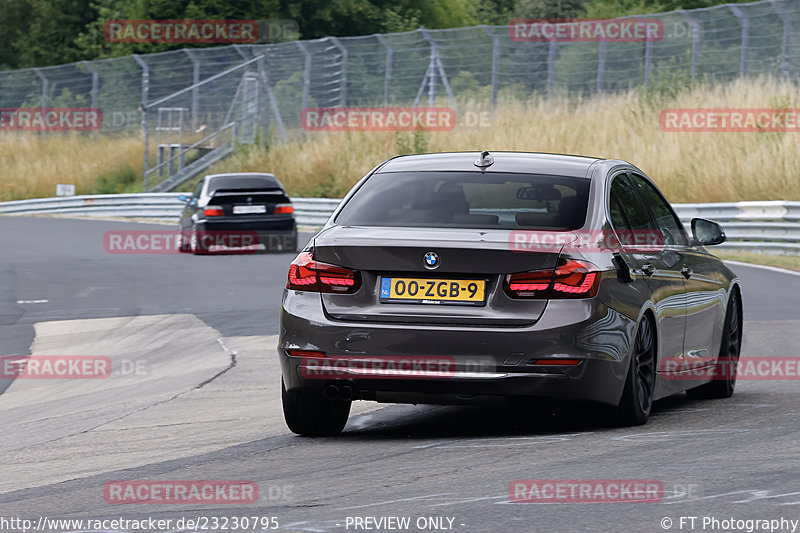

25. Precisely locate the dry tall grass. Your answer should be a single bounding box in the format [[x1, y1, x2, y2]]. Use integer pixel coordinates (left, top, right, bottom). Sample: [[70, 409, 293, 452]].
[[209, 77, 800, 203], [0, 134, 141, 201], [2, 77, 799, 203]]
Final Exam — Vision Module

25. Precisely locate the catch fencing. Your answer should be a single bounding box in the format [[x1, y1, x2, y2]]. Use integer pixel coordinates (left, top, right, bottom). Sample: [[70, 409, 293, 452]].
[[1, 0, 800, 136], [0, 195, 797, 255]]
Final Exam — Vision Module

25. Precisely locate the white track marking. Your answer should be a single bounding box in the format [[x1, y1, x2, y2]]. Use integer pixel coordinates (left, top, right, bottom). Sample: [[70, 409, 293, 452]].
[[725, 260, 800, 277], [334, 493, 456, 511]]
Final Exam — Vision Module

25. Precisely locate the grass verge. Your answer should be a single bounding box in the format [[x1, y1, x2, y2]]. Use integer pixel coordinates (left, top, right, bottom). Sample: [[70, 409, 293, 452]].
[[2, 77, 800, 204], [715, 250, 800, 272]]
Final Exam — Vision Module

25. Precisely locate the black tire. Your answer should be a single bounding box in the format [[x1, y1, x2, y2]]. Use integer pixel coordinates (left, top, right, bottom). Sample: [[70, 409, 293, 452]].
[[687, 293, 742, 399], [178, 230, 191, 253], [282, 379, 350, 437], [614, 315, 656, 426], [191, 229, 210, 255]]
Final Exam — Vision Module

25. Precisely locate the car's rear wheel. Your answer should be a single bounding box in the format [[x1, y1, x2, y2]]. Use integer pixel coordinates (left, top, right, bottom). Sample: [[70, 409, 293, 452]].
[[178, 229, 191, 253], [614, 315, 656, 426], [190, 228, 210, 255], [282, 379, 350, 436], [687, 293, 742, 399]]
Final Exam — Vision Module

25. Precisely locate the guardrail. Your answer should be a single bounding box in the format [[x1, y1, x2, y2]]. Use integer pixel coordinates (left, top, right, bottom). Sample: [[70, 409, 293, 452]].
[[671, 202, 800, 255], [0, 195, 798, 255], [0, 194, 342, 228]]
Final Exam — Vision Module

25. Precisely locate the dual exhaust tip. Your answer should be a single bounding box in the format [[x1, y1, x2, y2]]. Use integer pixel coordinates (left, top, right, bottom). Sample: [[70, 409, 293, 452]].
[[323, 383, 355, 401]]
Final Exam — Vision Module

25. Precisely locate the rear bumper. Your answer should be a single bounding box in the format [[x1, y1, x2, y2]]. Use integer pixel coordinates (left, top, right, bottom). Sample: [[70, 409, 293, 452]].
[[196, 216, 297, 250], [278, 290, 638, 406], [197, 215, 296, 234]]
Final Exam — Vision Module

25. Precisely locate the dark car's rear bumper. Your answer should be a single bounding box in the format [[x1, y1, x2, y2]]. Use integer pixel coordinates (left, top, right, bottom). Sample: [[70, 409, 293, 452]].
[[278, 290, 638, 406], [196, 215, 297, 250]]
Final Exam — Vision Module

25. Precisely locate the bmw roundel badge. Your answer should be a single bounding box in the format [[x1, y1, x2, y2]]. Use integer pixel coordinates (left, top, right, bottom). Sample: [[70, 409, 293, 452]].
[[424, 251, 439, 269]]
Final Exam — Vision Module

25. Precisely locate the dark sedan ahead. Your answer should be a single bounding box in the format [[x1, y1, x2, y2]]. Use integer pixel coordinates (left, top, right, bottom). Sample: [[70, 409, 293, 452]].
[[278, 152, 743, 436], [178, 172, 297, 254]]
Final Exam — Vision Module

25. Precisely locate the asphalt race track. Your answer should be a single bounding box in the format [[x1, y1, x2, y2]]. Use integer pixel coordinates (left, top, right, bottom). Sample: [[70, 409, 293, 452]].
[[1, 216, 799, 533]]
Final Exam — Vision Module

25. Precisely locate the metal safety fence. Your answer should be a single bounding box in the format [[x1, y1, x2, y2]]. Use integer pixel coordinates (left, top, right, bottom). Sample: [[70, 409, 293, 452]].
[[1, 195, 798, 255], [1, 0, 800, 135]]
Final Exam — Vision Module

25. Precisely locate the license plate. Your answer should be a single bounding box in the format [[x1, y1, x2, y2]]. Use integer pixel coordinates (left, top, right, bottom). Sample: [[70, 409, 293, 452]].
[[379, 277, 486, 305], [233, 205, 266, 214]]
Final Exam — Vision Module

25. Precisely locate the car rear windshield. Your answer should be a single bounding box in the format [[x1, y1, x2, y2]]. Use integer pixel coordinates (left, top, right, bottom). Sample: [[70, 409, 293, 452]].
[[207, 175, 280, 194], [335, 171, 591, 230]]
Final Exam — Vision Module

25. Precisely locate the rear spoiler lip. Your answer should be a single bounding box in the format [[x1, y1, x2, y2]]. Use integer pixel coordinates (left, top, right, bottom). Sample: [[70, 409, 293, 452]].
[[210, 188, 286, 197]]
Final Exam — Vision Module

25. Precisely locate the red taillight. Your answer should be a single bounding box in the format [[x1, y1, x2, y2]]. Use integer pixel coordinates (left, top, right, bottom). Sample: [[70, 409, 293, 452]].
[[287, 350, 326, 358], [552, 260, 599, 295], [274, 203, 294, 214], [287, 251, 361, 294], [204, 205, 224, 217], [531, 358, 581, 366], [504, 259, 601, 299], [506, 270, 552, 297]]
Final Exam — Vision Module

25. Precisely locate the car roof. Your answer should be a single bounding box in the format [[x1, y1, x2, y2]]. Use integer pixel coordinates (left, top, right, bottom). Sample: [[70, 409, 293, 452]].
[[376, 151, 604, 178]]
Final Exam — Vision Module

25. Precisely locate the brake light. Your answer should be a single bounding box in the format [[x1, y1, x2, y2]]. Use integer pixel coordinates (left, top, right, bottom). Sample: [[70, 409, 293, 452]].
[[204, 205, 224, 217], [287, 251, 361, 294], [504, 259, 601, 299], [274, 203, 294, 214], [506, 270, 551, 297], [552, 260, 599, 295]]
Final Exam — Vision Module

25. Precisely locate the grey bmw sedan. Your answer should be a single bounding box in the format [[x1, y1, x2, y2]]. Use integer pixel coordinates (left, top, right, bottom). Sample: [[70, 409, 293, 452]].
[[278, 152, 742, 436]]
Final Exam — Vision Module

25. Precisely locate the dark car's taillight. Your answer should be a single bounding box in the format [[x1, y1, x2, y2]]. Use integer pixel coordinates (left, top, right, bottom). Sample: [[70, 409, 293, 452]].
[[287, 251, 361, 294], [204, 205, 224, 217], [274, 203, 294, 214], [504, 259, 601, 299]]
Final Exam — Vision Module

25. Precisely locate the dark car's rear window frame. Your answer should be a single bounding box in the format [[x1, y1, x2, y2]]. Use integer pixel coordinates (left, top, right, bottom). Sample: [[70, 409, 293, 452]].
[[206, 175, 281, 195], [334, 171, 591, 231]]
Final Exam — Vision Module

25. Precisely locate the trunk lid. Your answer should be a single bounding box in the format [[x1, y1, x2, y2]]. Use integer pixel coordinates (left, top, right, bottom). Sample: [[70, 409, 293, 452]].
[[315, 226, 564, 326], [209, 188, 289, 216]]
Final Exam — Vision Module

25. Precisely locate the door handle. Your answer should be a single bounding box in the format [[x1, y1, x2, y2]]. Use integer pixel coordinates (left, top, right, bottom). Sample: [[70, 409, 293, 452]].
[[641, 263, 655, 277], [681, 265, 693, 279]]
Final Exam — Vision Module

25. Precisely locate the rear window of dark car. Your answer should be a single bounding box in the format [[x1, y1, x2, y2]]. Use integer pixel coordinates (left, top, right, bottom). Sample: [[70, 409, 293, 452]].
[[207, 175, 280, 194], [335, 171, 590, 230]]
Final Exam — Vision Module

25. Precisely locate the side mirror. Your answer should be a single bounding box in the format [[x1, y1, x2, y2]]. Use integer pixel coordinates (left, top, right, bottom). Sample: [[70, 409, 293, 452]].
[[691, 218, 726, 246], [178, 194, 189, 203]]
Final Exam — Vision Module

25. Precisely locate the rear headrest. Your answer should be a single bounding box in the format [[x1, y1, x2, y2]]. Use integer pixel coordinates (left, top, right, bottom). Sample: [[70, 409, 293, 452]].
[[452, 213, 499, 225], [426, 183, 469, 215], [557, 196, 582, 227], [558, 196, 579, 215], [515, 212, 568, 228], [387, 208, 438, 223]]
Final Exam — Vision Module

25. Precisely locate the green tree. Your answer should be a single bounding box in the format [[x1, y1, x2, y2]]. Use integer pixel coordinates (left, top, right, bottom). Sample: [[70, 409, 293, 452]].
[[13, 0, 97, 67], [516, 0, 587, 18], [0, 0, 34, 69]]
